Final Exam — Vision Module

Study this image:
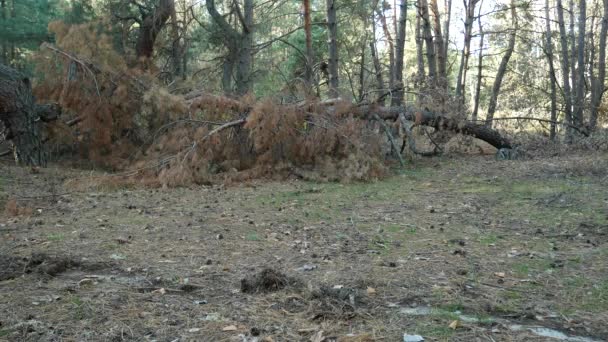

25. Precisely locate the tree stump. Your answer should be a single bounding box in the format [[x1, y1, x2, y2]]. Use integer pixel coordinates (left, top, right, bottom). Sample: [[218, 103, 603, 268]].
[[0, 63, 60, 166]]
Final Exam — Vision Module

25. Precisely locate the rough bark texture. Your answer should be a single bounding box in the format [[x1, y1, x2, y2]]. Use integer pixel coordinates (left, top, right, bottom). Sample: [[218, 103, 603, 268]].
[[418, 0, 437, 81], [556, 0, 574, 139], [363, 105, 512, 149], [430, 0, 446, 83], [326, 0, 339, 97], [392, 0, 407, 106], [455, 0, 478, 101], [377, 5, 395, 93], [415, 1, 425, 90], [485, 0, 517, 127], [472, 12, 484, 121], [303, 0, 314, 94], [590, 0, 607, 129], [207, 0, 253, 96], [0, 64, 61, 166], [235, 0, 254, 95], [545, 0, 558, 139], [573, 0, 586, 127], [135, 0, 175, 59]]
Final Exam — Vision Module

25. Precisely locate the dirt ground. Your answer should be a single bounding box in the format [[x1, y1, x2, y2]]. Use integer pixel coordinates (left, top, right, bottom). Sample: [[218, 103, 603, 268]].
[[1, 152, 607, 341]]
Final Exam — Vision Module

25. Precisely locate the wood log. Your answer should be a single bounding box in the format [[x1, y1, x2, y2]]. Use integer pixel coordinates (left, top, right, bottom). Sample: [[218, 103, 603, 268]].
[[357, 105, 512, 149], [0, 63, 61, 166]]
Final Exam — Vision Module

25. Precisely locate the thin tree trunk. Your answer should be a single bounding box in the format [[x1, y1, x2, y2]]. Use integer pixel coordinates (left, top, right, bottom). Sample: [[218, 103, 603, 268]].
[[545, 0, 558, 140], [370, 41, 385, 104], [358, 42, 366, 102], [1, 0, 7, 65], [415, 1, 425, 104], [455, 0, 478, 102], [472, 12, 484, 121], [485, 0, 517, 127], [573, 0, 586, 127], [170, 2, 182, 78], [392, 0, 407, 106], [303, 0, 314, 95], [419, 0, 437, 82], [430, 0, 446, 84], [443, 0, 452, 64], [556, 0, 574, 140], [326, 0, 340, 97], [568, 0, 577, 117], [377, 5, 395, 92], [590, 0, 607, 129]]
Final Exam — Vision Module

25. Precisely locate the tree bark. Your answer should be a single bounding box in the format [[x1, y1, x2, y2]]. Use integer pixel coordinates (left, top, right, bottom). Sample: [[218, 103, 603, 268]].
[[430, 0, 446, 84], [364, 105, 512, 149], [472, 11, 484, 122], [135, 0, 175, 59], [235, 0, 254, 95], [573, 0, 586, 127], [326, 0, 340, 97], [485, 0, 517, 127], [556, 0, 574, 140], [545, 0, 558, 140], [170, 1, 182, 78], [443, 0, 452, 64], [590, 0, 607, 129], [415, 1, 425, 91], [455, 0, 478, 102], [303, 0, 314, 95], [377, 4, 395, 93], [0, 64, 61, 166], [418, 0, 437, 81], [393, 0, 407, 106]]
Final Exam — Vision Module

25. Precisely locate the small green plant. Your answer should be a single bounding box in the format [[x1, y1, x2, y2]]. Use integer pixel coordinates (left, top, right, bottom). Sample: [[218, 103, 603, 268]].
[[47, 233, 65, 241], [246, 232, 260, 241]]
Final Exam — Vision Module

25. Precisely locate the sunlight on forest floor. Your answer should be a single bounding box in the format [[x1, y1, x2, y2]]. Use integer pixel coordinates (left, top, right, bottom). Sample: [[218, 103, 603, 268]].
[[1, 153, 607, 341]]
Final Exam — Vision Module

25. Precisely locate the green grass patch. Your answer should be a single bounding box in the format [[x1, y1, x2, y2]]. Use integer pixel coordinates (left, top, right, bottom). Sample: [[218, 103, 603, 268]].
[[47, 233, 65, 241]]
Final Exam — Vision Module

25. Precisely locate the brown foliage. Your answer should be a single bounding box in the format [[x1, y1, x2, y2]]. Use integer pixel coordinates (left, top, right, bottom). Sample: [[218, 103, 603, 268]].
[[4, 199, 33, 217]]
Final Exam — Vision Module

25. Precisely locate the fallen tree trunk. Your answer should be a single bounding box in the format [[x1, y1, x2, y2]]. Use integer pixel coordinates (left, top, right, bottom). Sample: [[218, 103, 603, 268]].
[[358, 105, 512, 149], [185, 94, 512, 150], [0, 63, 61, 166]]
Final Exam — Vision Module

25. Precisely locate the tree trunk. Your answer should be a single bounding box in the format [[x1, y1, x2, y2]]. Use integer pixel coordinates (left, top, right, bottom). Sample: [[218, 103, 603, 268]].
[[590, 0, 607, 129], [573, 0, 586, 127], [443, 0, 452, 64], [0, 64, 61, 166], [455, 0, 478, 102], [415, 1, 425, 88], [170, 2, 182, 78], [1, 0, 7, 65], [472, 13, 484, 121], [303, 0, 314, 95], [365, 105, 512, 149], [377, 5, 395, 93], [443, 0, 452, 62], [545, 0, 558, 140], [392, 0, 407, 106], [485, 0, 517, 127], [235, 0, 254, 95], [135, 0, 175, 59], [326, 0, 340, 97], [556, 0, 574, 140], [430, 0, 446, 84], [418, 0, 437, 81], [370, 41, 385, 104]]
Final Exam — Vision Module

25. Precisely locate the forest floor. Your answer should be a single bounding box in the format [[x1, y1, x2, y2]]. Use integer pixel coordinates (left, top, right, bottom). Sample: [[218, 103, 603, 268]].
[[1, 152, 607, 342]]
